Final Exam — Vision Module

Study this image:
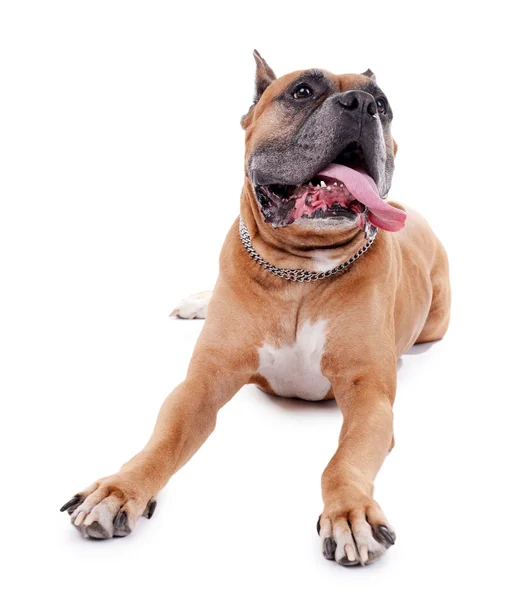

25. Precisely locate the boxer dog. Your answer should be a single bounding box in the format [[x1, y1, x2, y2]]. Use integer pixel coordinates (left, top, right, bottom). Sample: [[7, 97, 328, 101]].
[[61, 51, 450, 567]]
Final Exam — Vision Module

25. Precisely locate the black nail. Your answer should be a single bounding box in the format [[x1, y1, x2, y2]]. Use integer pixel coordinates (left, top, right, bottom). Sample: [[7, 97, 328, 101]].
[[145, 499, 157, 519], [114, 510, 127, 529], [323, 537, 336, 560], [316, 515, 321, 535], [377, 525, 396, 546], [60, 495, 81, 513]]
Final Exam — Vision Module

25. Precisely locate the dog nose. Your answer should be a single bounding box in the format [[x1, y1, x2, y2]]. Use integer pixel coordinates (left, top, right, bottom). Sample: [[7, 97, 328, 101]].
[[339, 90, 377, 118]]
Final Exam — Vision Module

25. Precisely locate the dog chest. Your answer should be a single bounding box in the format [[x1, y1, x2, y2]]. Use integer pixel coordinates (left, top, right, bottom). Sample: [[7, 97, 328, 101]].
[[257, 319, 331, 401]]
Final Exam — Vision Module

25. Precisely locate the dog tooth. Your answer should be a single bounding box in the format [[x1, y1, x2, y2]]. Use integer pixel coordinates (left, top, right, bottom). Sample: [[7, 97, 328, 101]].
[[320, 180, 326, 187], [333, 182, 338, 186], [327, 186, 331, 190]]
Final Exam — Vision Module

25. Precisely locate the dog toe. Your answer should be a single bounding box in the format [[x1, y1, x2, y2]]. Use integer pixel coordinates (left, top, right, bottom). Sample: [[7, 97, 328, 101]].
[[318, 502, 394, 566], [64, 476, 156, 540]]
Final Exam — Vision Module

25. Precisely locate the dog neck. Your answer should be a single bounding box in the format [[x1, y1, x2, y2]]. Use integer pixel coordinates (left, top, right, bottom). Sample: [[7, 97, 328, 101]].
[[240, 179, 370, 273]]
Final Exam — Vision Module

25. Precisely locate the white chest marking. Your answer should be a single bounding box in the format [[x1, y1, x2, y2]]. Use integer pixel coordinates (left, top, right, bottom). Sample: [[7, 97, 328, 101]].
[[257, 320, 331, 401]]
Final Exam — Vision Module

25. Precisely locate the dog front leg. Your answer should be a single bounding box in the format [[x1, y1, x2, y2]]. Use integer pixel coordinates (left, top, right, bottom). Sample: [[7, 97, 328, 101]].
[[318, 368, 397, 566], [61, 353, 252, 539]]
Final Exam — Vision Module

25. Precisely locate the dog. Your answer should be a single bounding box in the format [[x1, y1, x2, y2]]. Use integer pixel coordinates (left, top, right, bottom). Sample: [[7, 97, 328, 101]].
[[61, 50, 450, 567]]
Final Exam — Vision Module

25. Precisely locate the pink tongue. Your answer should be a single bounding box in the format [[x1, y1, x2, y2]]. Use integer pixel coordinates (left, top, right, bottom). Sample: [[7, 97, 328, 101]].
[[317, 163, 407, 232]]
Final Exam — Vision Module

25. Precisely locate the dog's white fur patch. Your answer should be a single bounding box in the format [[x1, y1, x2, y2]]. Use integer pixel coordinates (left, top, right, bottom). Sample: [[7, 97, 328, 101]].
[[170, 291, 212, 319], [257, 319, 331, 400], [310, 251, 340, 272]]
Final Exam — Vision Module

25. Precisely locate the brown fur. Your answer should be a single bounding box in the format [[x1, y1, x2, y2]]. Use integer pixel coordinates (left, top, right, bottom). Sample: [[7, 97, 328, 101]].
[[65, 61, 450, 563]]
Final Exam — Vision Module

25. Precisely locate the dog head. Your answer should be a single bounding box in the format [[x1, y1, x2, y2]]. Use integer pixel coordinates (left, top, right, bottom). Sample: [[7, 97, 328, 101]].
[[241, 51, 406, 235]]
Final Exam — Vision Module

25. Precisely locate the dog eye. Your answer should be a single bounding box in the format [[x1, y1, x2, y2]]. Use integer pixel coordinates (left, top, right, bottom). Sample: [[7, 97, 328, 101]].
[[376, 98, 387, 114], [293, 84, 313, 100]]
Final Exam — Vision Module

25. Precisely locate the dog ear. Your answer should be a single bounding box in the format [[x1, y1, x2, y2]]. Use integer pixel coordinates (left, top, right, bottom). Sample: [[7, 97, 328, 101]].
[[252, 49, 276, 101], [241, 50, 276, 129], [361, 68, 376, 81]]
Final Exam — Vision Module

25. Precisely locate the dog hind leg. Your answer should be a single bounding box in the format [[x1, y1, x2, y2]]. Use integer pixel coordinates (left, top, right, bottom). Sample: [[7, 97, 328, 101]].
[[170, 290, 212, 319], [416, 243, 450, 343]]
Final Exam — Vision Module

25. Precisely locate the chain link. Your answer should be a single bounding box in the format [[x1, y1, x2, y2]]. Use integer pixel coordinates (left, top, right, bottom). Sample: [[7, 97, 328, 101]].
[[239, 217, 377, 283]]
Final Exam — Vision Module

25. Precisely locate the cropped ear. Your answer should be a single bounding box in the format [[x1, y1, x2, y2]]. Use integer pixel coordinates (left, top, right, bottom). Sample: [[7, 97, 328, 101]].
[[361, 68, 376, 81], [252, 49, 276, 102], [241, 50, 276, 129]]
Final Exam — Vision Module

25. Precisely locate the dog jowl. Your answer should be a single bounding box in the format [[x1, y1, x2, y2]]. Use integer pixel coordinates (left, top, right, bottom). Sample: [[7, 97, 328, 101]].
[[61, 51, 450, 569]]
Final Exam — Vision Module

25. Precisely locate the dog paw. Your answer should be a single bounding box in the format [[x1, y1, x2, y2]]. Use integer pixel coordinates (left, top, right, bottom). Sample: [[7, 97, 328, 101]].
[[170, 291, 212, 320], [60, 476, 157, 540], [317, 499, 395, 566]]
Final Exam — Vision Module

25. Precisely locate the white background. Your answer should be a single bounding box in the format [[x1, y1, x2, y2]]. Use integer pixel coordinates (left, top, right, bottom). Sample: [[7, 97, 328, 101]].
[[1, 1, 522, 598]]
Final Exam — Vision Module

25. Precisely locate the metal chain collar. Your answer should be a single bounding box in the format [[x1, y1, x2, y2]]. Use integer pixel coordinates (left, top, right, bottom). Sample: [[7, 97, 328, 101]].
[[239, 217, 377, 283]]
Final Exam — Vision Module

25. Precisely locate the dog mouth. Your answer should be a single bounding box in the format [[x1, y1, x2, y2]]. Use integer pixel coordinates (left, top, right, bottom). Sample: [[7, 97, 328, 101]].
[[254, 143, 406, 232], [258, 177, 367, 226]]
